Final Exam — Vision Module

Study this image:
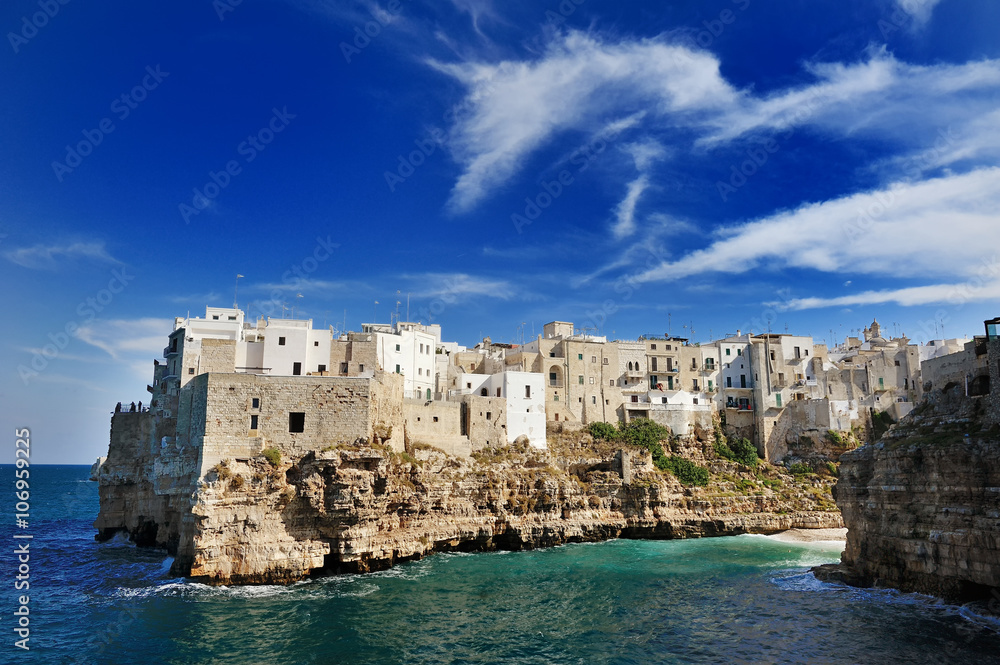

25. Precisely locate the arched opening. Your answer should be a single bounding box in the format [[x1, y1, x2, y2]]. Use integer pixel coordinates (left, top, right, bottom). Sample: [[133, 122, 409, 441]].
[[548, 365, 563, 387], [480, 388, 488, 396]]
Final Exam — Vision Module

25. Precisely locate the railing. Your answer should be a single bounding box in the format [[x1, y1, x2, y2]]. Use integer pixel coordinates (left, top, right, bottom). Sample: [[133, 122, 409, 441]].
[[113, 402, 150, 414]]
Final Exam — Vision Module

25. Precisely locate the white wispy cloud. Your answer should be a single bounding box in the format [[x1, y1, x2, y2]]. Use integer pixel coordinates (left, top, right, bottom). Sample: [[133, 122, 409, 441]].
[[409, 272, 515, 300], [634, 167, 1000, 284], [611, 140, 668, 239], [895, 0, 943, 25], [4, 241, 119, 270], [435, 32, 1000, 211], [74, 318, 173, 361], [432, 30, 737, 212], [775, 279, 1000, 311]]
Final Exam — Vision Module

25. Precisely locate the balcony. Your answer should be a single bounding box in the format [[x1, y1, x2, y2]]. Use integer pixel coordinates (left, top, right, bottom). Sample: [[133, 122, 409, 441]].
[[548, 380, 563, 388], [625, 369, 645, 378], [701, 364, 717, 373]]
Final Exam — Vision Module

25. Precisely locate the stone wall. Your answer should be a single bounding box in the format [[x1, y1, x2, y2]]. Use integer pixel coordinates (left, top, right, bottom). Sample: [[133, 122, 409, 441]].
[[403, 399, 463, 442], [647, 405, 714, 439], [200, 338, 237, 374], [462, 395, 508, 448]]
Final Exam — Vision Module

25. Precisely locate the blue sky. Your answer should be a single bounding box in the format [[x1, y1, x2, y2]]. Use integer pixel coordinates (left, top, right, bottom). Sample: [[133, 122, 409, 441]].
[[3, 0, 999, 463]]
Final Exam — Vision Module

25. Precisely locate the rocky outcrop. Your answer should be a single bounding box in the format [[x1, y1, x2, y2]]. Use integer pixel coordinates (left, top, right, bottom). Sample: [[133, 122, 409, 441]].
[[815, 384, 1000, 604], [97, 429, 841, 584]]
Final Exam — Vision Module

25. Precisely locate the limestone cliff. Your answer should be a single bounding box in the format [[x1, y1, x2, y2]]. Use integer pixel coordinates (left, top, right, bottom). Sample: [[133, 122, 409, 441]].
[[97, 429, 841, 585], [816, 383, 1000, 604]]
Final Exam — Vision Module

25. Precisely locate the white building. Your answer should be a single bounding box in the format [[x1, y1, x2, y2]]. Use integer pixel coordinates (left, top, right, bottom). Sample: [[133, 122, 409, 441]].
[[363, 322, 439, 400], [456, 370, 546, 448]]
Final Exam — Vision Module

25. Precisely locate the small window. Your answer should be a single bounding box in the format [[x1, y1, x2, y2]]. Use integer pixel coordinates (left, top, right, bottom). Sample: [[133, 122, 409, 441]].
[[395, 344, 400, 352], [278, 337, 286, 345], [212, 315, 219, 320], [591, 396, 596, 404], [433, 416, 439, 423], [251, 398, 260, 409], [228, 316, 236, 321], [314, 341, 319, 347], [341, 363, 349, 373], [591, 356, 597, 363], [318, 364, 326, 373], [804, 349, 809, 356], [693, 398, 699, 405], [496, 388, 501, 397], [603, 358, 608, 365], [486, 412, 492, 421], [288, 412, 305, 433], [525, 385, 531, 398], [554, 394, 559, 402], [894, 360, 900, 366], [250, 415, 258, 430], [293, 362, 302, 376], [188, 368, 195, 375], [578, 353, 583, 360], [578, 375, 584, 384], [396, 364, 401, 373], [420, 344, 424, 353], [358, 364, 364, 372], [726, 348, 731, 356], [589, 377, 595, 384], [661, 397, 667, 404], [651, 344, 657, 350], [610, 380, 614, 386], [776, 394, 782, 407], [480, 388, 489, 397], [737, 348, 742, 356], [631, 395, 638, 402], [467, 382, 472, 389], [418, 368, 422, 376]]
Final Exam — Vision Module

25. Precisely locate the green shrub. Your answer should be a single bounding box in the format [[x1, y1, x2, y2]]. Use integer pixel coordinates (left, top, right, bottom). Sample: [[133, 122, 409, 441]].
[[826, 429, 844, 446], [262, 447, 282, 468], [618, 419, 672, 450], [662, 456, 710, 486], [730, 438, 759, 468], [587, 421, 621, 441], [789, 463, 812, 475], [871, 411, 895, 442], [823, 461, 838, 477]]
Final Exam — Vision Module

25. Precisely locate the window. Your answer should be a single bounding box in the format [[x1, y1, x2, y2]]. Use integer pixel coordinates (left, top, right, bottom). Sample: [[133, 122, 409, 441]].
[[549, 372, 557, 386], [737, 348, 742, 356], [578, 397, 582, 403], [651, 357, 658, 371], [894, 360, 900, 366], [661, 397, 667, 404], [250, 415, 258, 430], [794, 346, 801, 359], [396, 364, 401, 373], [578, 375, 584, 384], [341, 362, 349, 373], [708, 380, 713, 391], [318, 364, 326, 373], [554, 395, 559, 402], [778, 372, 785, 384], [188, 367, 195, 375], [879, 377, 885, 389], [770, 351, 775, 361], [486, 412, 492, 420], [418, 368, 422, 376], [314, 341, 319, 347], [591, 396, 596, 404], [395, 344, 400, 351], [279, 337, 286, 346], [651, 344, 657, 350], [726, 348, 731, 356], [525, 385, 531, 398], [591, 356, 597, 363], [727, 377, 732, 388], [610, 380, 614, 386], [212, 315, 219, 320], [228, 316, 236, 321], [170, 338, 178, 352], [693, 398, 699, 405], [358, 364, 364, 373], [466, 382, 472, 389], [578, 353, 583, 360], [293, 362, 302, 376], [740, 375, 746, 388], [776, 394, 782, 407], [589, 377, 595, 384], [252, 398, 260, 409], [603, 358, 608, 365], [433, 416, 439, 423], [691, 359, 697, 369], [693, 380, 699, 390], [420, 344, 424, 353], [496, 388, 501, 397], [804, 349, 809, 356], [288, 412, 305, 433], [631, 395, 638, 402]]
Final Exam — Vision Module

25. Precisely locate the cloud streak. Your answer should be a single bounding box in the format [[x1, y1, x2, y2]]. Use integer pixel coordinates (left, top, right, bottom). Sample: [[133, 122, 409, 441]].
[[4, 241, 119, 270]]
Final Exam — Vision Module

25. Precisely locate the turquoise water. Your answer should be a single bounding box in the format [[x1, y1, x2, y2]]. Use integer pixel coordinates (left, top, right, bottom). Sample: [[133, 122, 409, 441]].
[[5, 465, 1000, 664]]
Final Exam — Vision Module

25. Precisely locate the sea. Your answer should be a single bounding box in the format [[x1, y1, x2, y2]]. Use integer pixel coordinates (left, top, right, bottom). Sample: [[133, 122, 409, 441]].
[[3, 464, 1000, 664]]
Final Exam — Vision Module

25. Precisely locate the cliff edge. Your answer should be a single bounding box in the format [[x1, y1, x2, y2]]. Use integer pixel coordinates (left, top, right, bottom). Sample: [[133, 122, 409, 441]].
[[815, 382, 1000, 605]]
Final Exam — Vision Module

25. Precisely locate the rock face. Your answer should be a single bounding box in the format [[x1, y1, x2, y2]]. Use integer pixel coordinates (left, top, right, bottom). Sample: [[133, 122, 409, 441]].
[[817, 384, 1000, 604], [97, 433, 842, 585]]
